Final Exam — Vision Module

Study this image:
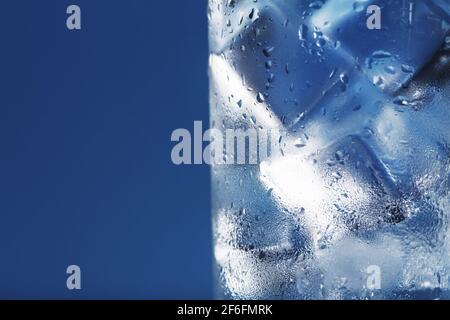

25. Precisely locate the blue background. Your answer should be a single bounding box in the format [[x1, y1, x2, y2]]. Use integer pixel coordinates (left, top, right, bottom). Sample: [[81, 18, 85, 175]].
[[0, 0, 211, 299]]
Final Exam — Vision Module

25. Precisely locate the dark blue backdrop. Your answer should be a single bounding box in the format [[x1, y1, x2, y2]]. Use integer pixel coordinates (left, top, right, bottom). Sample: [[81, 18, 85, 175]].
[[0, 0, 211, 299]]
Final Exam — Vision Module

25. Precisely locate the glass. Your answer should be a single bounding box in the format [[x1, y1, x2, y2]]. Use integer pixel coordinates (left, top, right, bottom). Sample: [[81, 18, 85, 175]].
[[209, 0, 450, 299]]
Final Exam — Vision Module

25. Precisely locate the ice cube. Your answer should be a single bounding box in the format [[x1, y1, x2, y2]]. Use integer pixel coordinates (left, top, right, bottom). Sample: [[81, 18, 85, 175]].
[[259, 133, 406, 251], [216, 0, 355, 127], [309, 0, 449, 93], [368, 51, 450, 196], [294, 66, 387, 142], [212, 165, 311, 250], [214, 240, 303, 299]]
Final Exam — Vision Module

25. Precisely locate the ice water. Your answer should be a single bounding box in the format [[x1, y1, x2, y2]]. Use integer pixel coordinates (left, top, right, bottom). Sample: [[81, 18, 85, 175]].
[[209, 0, 450, 299]]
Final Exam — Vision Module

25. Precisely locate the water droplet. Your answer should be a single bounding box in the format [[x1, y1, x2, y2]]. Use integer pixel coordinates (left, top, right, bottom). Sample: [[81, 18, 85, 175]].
[[394, 96, 423, 110], [372, 50, 392, 59], [445, 36, 450, 50], [335, 150, 344, 161], [365, 57, 374, 69], [256, 92, 265, 103], [332, 171, 342, 180], [315, 38, 326, 48], [263, 46, 275, 57], [384, 65, 396, 74], [297, 112, 305, 121], [329, 67, 337, 79], [294, 138, 307, 148], [401, 64, 415, 73], [312, 30, 323, 39], [373, 76, 384, 87], [285, 83, 292, 93], [249, 8, 255, 19], [339, 73, 349, 85], [298, 24, 308, 41]]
